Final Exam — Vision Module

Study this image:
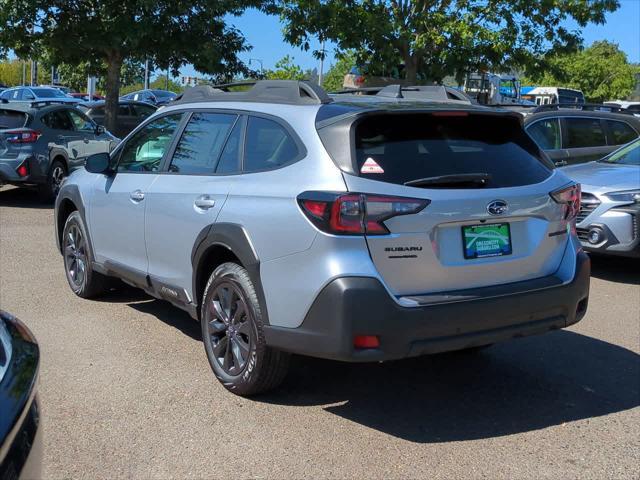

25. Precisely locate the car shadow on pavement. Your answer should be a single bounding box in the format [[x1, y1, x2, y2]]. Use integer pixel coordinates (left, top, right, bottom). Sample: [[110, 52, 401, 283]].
[[589, 254, 639, 285], [261, 330, 640, 443], [0, 186, 52, 209]]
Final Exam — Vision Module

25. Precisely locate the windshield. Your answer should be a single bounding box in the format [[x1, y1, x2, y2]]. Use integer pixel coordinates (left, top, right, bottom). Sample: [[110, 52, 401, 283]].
[[152, 90, 176, 98], [32, 88, 66, 98], [599, 140, 640, 165]]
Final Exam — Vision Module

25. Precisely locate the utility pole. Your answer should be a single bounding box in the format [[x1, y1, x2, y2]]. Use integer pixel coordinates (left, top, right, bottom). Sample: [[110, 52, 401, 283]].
[[29, 60, 37, 86], [22, 62, 26, 86], [318, 39, 326, 87], [165, 69, 169, 90], [249, 58, 264, 77], [144, 59, 150, 90]]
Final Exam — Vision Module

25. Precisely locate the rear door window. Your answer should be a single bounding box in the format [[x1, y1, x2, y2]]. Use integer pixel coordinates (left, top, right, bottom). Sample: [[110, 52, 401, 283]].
[[41, 110, 74, 130], [353, 113, 551, 188], [606, 120, 638, 145], [0, 110, 28, 129], [564, 118, 606, 148], [526, 118, 561, 150], [169, 112, 237, 175], [215, 117, 243, 174]]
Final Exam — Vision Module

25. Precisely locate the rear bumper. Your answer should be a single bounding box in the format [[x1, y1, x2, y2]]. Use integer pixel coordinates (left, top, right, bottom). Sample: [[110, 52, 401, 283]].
[[264, 251, 590, 362], [0, 154, 46, 186]]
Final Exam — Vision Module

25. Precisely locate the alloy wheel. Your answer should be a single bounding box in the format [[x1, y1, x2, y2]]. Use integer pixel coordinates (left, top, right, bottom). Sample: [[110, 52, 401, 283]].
[[206, 282, 253, 376], [64, 224, 87, 289], [51, 165, 65, 195]]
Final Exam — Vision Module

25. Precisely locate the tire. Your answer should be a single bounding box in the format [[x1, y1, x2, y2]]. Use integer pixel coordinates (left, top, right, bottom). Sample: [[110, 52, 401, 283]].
[[62, 211, 110, 298], [38, 159, 66, 202], [201, 262, 289, 396]]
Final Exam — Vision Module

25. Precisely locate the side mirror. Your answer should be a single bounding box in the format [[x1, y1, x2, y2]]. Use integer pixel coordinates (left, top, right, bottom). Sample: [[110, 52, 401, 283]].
[[95, 124, 106, 135], [85, 153, 112, 175]]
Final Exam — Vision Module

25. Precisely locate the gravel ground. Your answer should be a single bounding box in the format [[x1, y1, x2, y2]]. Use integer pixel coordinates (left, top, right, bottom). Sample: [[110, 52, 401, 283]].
[[1, 185, 639, 479]]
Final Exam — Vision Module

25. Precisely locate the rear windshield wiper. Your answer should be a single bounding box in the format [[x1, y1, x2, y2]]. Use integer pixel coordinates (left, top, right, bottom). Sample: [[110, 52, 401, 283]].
[[404, 173, 492, 188]]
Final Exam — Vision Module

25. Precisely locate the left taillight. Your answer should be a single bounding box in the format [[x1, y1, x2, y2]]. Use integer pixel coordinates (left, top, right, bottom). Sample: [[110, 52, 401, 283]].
[[5, 129, 41, 144], [298, 192, 429, 235], [551, 183, 581, 223]]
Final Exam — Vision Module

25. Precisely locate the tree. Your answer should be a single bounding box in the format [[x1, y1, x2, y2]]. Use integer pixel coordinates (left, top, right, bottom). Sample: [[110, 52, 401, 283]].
[[522, 41, 638, 103], [264, 55, 307, 80], [322, 50, 357, 92], [277, 0, 619, 84], [0, 0, 262, 131]]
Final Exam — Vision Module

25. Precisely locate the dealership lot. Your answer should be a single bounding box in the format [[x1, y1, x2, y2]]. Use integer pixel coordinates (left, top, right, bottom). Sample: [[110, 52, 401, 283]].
[[0, 185, 638, 479]]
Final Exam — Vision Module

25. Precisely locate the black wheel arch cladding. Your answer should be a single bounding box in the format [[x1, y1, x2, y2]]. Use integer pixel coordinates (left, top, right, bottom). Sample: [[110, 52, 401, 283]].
[[192, 223, 270, 325]]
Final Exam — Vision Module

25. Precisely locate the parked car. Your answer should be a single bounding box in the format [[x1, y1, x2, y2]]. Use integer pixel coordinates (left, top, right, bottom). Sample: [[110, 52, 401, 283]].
[[39, 84, 74, 95], [69, 92, 104, 102], [0, 86, 81, 104], [55, 80, 590, 396], [561, 139, 640, 257], [0, 102, 118, 200], [0, 310, 41, 480], [525, 106, 640, 166], [604, 100, 640, 114], [78, 100, 157, 138], [121, 89, 177, 106]]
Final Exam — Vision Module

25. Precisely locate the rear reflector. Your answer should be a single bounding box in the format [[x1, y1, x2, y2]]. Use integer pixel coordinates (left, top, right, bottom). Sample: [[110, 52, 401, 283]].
[[354, 335, 380, 349], [16, 162, 28, 177], [298, 192, 429, 235]]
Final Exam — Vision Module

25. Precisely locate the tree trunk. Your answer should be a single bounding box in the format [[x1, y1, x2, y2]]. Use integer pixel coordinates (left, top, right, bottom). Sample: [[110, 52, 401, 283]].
[[405, 55, 418, 84], [104, 54, 122, 134]]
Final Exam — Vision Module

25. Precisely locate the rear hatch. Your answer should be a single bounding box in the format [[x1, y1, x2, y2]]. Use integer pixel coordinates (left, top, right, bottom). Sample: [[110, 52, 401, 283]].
[[0, 109, 29, 157], [319, 109, 573, 296]]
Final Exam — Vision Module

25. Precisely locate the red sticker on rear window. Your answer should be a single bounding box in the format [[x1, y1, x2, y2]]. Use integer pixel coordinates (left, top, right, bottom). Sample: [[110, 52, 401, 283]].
[[360, 157, 384, 174]]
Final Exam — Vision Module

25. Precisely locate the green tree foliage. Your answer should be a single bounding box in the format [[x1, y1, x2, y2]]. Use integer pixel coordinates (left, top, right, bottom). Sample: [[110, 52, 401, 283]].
[[277, 0, 619, 84], [121, 75, 184, 95], [264, 55, 307, 80], [0, 0, 262, 130], [322, 50, 357, 92], [0, 58, 48, 86], [522, 41, 638, 102]]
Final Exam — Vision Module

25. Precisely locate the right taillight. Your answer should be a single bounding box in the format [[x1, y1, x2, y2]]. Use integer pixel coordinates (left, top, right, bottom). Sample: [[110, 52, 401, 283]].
[[298, 192, 429, 235], [551, 183, 581, 221]]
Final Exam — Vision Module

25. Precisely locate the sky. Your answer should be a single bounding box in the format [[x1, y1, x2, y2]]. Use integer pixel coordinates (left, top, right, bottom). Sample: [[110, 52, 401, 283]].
[[179, 0, 640, 80]]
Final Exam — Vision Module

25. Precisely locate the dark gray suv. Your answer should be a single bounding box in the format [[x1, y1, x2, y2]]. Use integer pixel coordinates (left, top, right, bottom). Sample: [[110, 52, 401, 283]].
[[0, 101, 117, 200]]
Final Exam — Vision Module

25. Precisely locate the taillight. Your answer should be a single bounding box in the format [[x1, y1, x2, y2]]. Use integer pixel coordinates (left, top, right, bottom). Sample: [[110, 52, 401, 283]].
[[298, 192, 429, 235], [551, 183, 581, 221], [5, 130, 41, 144]]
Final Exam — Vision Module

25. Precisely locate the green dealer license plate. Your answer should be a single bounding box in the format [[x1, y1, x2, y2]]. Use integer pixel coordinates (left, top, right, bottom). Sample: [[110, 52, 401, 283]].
[[462, 223, 512, 259]]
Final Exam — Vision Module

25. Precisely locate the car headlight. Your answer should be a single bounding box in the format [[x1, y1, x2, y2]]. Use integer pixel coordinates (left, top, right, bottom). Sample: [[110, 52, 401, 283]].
[[604, 189, 640, 203]]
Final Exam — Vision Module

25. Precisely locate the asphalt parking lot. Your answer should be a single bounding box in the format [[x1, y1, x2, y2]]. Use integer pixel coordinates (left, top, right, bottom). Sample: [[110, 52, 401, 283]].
[[1, 185, 638, 479]]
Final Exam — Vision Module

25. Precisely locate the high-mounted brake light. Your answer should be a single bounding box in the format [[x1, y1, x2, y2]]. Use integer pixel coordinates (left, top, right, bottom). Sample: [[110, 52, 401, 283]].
[[431, 111, 469, 117], [5, 129, 41, 144], [298, 192, 429, 235]]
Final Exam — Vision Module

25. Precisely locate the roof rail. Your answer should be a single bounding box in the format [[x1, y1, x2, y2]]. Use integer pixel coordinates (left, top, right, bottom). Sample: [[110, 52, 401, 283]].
[[27, 100, 75, 108], [172, 80, 333, 106], [533, 103, 633, 115], [331, 84, 471, 103]]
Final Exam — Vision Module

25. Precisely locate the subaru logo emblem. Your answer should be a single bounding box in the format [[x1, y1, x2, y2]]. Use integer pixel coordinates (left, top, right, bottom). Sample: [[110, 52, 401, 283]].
[[487, 200, 508, 216]]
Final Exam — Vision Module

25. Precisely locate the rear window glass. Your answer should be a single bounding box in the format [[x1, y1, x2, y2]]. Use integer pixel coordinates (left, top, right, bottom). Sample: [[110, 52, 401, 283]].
[[353, 113, 551, 188], [0, 110, 28, 129]]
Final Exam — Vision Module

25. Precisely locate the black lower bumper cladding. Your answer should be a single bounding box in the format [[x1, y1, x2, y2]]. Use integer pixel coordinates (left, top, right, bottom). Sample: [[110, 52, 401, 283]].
[[265, 252, 590, 362]]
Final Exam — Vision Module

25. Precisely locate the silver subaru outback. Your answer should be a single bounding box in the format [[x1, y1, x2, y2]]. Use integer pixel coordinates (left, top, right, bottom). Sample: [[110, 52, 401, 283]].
[[54, 81, 590, 396]]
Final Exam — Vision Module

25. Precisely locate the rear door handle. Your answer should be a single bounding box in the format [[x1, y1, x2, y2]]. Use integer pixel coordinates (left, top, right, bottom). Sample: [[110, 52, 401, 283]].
[[130, 190, 145, 202], [194, 195, 216, 210]]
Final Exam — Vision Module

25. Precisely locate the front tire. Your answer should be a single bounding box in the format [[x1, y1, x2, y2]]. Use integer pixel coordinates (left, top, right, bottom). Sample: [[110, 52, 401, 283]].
[[201, 262, 289, 396], [62, 211, 110, 298]]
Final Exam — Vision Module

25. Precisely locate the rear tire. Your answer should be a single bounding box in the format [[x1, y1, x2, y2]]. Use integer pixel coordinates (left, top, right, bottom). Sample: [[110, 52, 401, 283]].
[[201, 262, 289, 396], [62, 211, 110, 298], [38, 160, 66, 202]]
